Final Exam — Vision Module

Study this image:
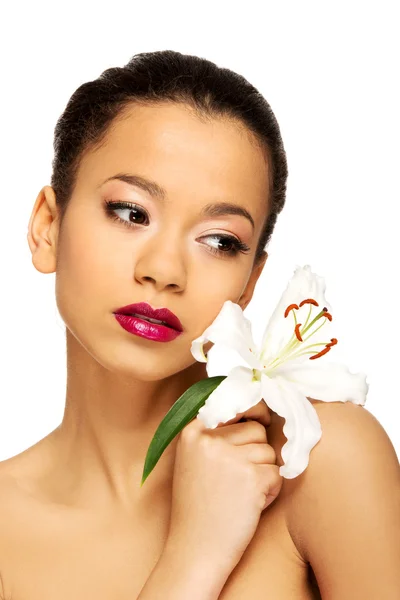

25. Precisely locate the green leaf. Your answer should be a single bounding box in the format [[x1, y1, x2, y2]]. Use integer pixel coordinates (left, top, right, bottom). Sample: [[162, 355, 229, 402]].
[[141, 375, 226, 486]]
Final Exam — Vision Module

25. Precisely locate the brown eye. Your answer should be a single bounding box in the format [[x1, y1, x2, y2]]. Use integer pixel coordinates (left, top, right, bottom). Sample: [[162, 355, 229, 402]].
[[127, 206, 147, 225], [104, 200, 149, 228], [103, 199, 251, 259], [199, 233, 251, 258], [214, 237, 236, 253]]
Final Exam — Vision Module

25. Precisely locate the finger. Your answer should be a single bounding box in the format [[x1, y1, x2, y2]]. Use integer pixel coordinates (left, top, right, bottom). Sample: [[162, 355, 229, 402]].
[[237, 442, 276, 465], [209, 419, 268, 445], [256, 464, 283, 510]]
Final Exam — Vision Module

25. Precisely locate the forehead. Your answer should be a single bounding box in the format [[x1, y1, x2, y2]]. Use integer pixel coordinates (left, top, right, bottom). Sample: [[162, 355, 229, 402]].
[[78, 102, 269, 219]]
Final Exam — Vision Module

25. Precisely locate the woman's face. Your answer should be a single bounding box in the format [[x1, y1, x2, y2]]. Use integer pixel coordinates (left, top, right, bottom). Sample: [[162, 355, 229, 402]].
[[45, 102, 270, 380]]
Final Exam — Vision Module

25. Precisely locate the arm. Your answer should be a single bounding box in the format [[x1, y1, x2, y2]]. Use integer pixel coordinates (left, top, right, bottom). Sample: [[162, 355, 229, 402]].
[[284, 400, 400, 599], [136, 544, 231, 600]]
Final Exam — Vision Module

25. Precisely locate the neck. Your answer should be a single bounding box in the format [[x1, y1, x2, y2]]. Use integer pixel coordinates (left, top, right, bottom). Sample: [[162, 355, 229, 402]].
[[46, 330, 208, 514]]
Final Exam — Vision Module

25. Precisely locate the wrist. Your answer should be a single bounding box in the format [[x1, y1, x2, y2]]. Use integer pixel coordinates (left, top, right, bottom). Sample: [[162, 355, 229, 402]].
[[163, 533, 239, 574], [159, 541, 231, 595], [137, 548, 228, 600]]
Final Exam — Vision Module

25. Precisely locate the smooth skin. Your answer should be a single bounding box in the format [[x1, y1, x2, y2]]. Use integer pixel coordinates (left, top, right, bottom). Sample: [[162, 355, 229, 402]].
[[138, 398, 282, 600], [0, 101, 398, 599]]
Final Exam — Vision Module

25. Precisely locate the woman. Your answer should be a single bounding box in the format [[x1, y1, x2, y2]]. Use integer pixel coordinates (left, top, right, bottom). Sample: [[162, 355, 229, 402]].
[[0, 50, 398, 599]]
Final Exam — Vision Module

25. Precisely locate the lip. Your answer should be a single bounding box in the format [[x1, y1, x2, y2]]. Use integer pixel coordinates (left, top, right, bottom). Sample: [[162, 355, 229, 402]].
[[113, 302, 183, 332], [113, 314, 182, 342]]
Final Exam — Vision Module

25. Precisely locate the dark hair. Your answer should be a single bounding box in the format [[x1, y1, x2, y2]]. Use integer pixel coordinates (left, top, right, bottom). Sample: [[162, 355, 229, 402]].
[[50, 49, 288, 267]]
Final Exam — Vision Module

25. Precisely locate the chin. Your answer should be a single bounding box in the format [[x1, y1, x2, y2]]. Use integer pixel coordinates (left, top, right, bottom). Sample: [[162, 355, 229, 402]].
[[96, 344, 200, 382]]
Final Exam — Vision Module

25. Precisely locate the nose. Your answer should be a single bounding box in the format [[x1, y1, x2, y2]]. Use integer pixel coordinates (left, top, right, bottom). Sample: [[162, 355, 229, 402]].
[[133, 230, 187, 293]]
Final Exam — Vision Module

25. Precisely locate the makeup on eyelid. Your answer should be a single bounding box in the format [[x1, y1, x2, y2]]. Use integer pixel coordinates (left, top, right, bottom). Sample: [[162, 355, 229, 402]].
[[102, 199, 252, 258]]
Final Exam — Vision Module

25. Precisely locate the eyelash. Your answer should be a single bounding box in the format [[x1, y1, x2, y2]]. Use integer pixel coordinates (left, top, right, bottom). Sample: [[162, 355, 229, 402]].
[[103, 200, 251, 258]]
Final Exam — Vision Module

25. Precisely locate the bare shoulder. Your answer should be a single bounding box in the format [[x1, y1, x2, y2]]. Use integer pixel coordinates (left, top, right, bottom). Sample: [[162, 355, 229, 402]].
[[0, 442, 52, 600], [0, 466, 22, 600], [0, 462, 22, 513], [0, 457, 28, 544], [278, 399, 400, 598], [281, 399, 400, 547]]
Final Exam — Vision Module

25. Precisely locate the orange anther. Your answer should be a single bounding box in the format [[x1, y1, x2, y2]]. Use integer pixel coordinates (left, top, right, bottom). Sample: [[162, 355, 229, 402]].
[[322, 312, 333, 321], [294, 323, 303, 341], [284, 303, 299, 318], [299, 298, 319, 307], [327, 338, 338, 347], [309, 345, 331, 360]]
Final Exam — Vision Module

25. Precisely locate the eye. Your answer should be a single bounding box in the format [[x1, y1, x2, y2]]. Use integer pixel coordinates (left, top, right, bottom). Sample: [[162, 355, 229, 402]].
[[103, 200, 251, 258], [104, 200, 149, 228], [199, 233, 251, 258]]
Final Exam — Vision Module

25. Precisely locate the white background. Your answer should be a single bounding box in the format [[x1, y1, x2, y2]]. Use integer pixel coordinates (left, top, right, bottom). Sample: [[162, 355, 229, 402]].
[[1, 1, 398, 461]]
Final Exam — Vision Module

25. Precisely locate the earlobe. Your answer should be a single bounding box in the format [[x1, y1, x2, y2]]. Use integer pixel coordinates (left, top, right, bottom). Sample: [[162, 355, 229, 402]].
[[27, 186, 59, 274]]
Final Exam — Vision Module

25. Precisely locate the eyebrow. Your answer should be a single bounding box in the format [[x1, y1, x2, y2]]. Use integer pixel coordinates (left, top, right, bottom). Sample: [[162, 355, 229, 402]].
[[99, 173, 255, 230]]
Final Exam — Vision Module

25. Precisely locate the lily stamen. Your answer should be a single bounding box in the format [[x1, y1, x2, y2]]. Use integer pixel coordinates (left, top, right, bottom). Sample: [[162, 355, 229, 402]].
[[189, 265, 368, 481], [301, 302, 313, 331], [301, 308, 331, 336], [269, 341, 330, 369], [284, 308, 328, 354], [262, 307, 299, 365], [299, 298, 319, 308], [310, 345, 332, 360], [267, 320, 319, 368], [265, 301, 335, 370], [284, 303, 299, 318], [294, 323, 303, 341], [309, 338, 338, 360], [300, 317, 329, 345]]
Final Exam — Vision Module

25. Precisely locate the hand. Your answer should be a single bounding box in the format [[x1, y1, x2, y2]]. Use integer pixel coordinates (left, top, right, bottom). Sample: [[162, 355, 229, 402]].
[[164, 399, 283, 575]]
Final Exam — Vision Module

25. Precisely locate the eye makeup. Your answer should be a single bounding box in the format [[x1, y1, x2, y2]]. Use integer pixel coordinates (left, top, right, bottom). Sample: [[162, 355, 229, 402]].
[[103, 199, 251, 259]]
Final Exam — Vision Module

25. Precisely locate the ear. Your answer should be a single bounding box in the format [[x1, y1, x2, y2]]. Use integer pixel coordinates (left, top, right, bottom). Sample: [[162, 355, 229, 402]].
[[237, 251, 268, 311], [27, 185, 60, 274]]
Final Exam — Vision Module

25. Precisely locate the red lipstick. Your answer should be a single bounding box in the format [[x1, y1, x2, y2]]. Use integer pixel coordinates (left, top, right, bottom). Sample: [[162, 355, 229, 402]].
[[113, 302, 183, 343]]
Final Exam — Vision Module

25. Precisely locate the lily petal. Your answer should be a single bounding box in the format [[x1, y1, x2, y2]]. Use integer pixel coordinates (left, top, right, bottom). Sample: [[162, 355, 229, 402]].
[[197, 366, 262, 429], [273, 361, 368, 405], [191, 300, 262, 370], [260, 265, 333, 365], [261, 373, 322, 478]]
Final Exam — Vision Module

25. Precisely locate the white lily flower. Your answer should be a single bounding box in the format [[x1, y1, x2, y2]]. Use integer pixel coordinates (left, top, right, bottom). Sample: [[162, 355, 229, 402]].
[[190, 265, 369, 479]]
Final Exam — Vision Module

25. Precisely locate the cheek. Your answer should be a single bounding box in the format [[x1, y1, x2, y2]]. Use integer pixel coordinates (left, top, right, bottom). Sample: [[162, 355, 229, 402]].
[[189, 264, 248, 341], [194, 263, 248, 305], [55, 218, 125, 317]]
